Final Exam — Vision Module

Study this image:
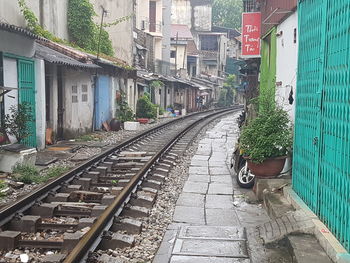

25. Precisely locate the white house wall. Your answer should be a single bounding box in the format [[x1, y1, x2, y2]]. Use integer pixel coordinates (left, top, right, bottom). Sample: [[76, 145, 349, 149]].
[[0, 31, 35, 58], [3, 57, 18, 143], [35, 58, 46, 149], [63, 69, 94, 137], [276, 11, 298, 122]]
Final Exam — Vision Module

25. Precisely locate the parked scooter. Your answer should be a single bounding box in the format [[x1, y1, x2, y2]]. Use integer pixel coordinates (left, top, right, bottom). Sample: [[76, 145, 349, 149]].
[[231, 144, 255, 188], [231, 110, 255, 188]]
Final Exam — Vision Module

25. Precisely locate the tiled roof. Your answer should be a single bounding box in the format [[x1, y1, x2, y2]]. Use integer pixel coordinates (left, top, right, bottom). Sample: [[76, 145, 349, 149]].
[[187, 40, 199, 56], [171, 24, 193, 39], [35, 43, 100, 69]]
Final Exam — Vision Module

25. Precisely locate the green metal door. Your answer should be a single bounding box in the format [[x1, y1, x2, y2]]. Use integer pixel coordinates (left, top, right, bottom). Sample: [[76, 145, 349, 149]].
[[18, 59, 36, 147], [293, 0, 350, 251]]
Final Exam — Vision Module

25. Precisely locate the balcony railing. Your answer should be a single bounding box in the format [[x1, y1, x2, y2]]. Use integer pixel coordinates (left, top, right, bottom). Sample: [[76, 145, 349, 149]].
[[243, 0, 260, 12], [140, 17, 162, 33]]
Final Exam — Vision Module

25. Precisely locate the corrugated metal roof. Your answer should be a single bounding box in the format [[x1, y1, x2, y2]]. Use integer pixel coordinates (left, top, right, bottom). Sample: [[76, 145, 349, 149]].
[[0, 22, 47, 41], [35, 43, 100, 69]]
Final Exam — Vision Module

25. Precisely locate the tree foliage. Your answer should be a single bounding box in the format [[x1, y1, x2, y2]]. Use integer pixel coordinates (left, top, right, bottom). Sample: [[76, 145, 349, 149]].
[[212, 0, 243, 29]]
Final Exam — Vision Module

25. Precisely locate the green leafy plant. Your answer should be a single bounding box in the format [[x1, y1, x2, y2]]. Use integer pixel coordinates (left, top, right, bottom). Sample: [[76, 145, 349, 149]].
[[0, 180, 8, 198], [217, 88, 228, 107], [136, 94, 157, 119], [12, 164, 39, 184], [150, 80, 164, 89], [67, 0, 123, 56], [116, 96, 135, 122], [18, 0, 61, 41], [13, 164, 69, 184], [4, 102, 33, 143], [240, 102, 293, 163], [45, 166, 70, 180]]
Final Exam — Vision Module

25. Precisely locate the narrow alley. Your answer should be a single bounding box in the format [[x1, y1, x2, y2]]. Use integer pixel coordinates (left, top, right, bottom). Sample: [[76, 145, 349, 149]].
[[0, 0, 350, 262]]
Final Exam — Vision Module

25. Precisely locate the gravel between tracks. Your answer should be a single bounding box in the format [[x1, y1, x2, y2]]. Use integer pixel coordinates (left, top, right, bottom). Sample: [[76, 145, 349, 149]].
[[96, 116, 226, 262]]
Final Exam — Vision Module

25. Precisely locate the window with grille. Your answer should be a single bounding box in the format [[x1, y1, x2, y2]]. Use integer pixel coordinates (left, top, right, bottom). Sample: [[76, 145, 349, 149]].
[[200, 35, 218, 51], [72, 85, 78, 103], [82, 84, 88, 102]]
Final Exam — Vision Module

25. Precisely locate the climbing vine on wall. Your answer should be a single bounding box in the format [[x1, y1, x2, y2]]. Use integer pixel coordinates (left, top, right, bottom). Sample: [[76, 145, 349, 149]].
[[18, 0, 132, 58], [18, 0, 61, 41], [67, 0, 114, 56]]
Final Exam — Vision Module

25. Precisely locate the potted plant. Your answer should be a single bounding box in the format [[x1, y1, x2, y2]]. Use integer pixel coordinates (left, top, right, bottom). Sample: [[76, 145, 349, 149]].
[[136, 93, 157, 123], [4, 102, 33, 144], [0, 131, 7, 144], [240, 100, 293, 178]]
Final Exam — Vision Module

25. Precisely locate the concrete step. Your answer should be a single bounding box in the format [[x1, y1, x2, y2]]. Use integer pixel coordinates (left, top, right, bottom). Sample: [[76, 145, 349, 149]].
[[263, 190, 294, 219], [286, 234, 332, 263]]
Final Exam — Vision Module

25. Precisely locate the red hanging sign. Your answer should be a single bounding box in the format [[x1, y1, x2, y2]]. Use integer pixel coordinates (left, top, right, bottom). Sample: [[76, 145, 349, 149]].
[[241, 12, 261, 58]]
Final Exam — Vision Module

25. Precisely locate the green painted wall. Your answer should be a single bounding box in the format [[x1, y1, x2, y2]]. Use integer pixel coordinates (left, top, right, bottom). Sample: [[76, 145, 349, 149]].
[[259, 27, 277, 110]]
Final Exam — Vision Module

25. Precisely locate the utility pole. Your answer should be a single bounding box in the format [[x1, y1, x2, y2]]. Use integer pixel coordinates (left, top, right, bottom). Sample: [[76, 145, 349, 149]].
[[175, 32, 178, 74], [97, 6, 107, 60]]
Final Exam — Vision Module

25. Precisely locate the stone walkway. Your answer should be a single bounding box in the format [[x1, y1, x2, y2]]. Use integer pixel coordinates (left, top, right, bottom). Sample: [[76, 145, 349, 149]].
[[153, 113, 270, 263]]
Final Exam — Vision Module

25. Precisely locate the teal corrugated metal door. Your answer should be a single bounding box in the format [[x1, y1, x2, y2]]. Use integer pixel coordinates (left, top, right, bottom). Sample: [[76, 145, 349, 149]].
[[18, 59, 36, 147], [293, 0, 350, 251], [319, 0, 350, 251]]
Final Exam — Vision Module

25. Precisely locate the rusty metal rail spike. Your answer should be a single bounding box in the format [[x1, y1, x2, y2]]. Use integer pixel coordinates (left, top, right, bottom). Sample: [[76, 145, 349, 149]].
[[64, 107, 241, 262]]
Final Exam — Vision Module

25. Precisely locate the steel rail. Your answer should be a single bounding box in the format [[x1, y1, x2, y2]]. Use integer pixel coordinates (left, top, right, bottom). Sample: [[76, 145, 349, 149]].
[[0, 106, 241, 227], [64, 107, 241, 263]]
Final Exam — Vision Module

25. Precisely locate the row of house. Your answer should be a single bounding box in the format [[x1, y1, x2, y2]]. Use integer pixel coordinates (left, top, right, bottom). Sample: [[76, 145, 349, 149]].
[[242, 0, 350, 255], [0, 0, 243, 149]]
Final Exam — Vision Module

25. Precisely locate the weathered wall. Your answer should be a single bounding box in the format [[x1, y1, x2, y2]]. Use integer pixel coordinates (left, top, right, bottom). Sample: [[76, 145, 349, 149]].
[[92, 0, 134, 65], [171, 0, 192, 27], [0, 0, 69, 40], [170, 44, 187, 71], [171, 0, 211, 31], [162, 0, 171, 63], [63, 69, 94, 137], [276, 11, 298, 122]]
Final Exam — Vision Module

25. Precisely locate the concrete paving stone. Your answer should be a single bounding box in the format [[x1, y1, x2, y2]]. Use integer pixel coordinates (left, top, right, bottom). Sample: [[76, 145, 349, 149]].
[[176, 193, 205, 207], [189, 166, 209, 175], [210, 175, 232, 184], [235, 204, 270, 228], [187, 174, 210, 183], [173, 206, 205, 224], [210, 152, 227, 158], [206, 195, 234, 209], [170, 256, 250, 263], [206, 208, 240, 226], [208, 183, 233, 195], [208, 161, 227, 167], [172, 239, 248, 257], [178, 226, 246, 240], [190, 160, 208, 167], [183, 181, 208, 194], [192, 155, 210, 161], [167, 222, 191, 230], [209, 167, 231, 175], [153, 229, 178, 263]]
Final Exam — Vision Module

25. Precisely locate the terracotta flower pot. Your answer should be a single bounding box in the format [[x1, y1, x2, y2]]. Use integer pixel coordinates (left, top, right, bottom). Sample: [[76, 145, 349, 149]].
[[137, 118, 149, 124], [246, 156, 286, 178]]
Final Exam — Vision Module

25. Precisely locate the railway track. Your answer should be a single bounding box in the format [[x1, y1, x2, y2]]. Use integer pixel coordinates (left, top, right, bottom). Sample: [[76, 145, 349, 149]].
[[0, 106, 242, 263]]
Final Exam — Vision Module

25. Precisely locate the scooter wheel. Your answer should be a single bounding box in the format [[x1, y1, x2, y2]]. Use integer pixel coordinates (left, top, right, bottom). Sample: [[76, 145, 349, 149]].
[[236, 161, 255, 189]]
